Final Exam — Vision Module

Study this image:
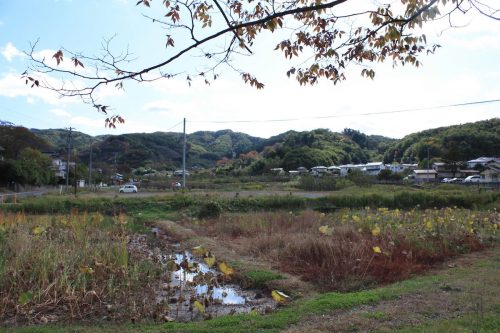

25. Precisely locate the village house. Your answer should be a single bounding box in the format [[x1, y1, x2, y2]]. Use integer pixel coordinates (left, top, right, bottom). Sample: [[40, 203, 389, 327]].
[[339, 164, 363, 176], [386, 164, 404, 173], [327, 166, 341, 176], [311, 166, 328, 176], [270, 167, 286, 175], [467, 157, 500, 169], [481, 162, 500, 183], [412, 169, 438, 181], [362, 162, 385, 176]]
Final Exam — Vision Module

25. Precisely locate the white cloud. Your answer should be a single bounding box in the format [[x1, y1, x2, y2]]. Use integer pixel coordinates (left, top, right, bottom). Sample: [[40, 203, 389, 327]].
[[32, 49, 91, 74], [1, 42, 24, 62], [0, 72, 80, 105], [70, 116, 102, 128], [50, 108, 72, 118]]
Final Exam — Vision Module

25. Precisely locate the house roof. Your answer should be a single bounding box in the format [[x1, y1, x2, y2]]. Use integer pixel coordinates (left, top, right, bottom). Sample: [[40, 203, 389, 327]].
[[484, 162, 500, 173], [413, 169, 438, 174], [468, 157, 499, 164]]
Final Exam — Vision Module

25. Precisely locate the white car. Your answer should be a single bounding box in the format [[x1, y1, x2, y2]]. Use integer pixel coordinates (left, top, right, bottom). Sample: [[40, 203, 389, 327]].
[[462, 175, 482, 183], [119, 184, 138, 193]]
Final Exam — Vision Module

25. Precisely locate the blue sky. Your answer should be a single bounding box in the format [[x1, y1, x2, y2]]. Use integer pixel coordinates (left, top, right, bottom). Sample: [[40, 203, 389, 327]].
[[0, 0, 499, 138]]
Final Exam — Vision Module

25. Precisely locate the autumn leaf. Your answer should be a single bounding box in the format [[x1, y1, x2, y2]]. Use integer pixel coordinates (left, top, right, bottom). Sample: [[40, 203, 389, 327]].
[[271, 290, 290, 303], [203, 253, 216, 267], [192, 245, 207, 256], [165, 260, 180, 271], [371, 226, 381, 236], [32, 226, 46, 235], [52, 50, 64, 65], [79, 265, 95, 274], [218, 262, 234, 276], [194, 300, 205, 313], [318, 225, 333, 235], [372, 246, 382, 254]]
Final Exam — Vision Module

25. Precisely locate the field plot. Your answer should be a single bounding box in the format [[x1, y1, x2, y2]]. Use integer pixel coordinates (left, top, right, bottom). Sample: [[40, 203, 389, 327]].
[[0, 191, 499, 332], [181, 208, 498, 291]]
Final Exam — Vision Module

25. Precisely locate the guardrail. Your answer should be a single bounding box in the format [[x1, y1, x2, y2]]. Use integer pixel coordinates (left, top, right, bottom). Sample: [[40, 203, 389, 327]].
[[0, 191, 44, 203]]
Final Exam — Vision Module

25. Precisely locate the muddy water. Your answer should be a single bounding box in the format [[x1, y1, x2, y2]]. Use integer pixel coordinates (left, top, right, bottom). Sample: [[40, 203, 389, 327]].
[[128, 230, 275, 322]]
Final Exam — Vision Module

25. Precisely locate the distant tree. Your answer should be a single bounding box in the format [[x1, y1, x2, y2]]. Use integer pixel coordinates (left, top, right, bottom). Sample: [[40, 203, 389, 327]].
[[12, 148, 55, 186], [22, 0, 499, 124]]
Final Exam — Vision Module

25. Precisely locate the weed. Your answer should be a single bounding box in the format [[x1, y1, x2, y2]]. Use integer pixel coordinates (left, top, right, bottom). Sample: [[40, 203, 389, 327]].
[[244, 270, 283, 289]]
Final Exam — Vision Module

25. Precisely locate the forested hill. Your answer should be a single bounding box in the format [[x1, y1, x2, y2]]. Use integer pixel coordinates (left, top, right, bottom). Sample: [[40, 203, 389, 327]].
[[74, 130, 266, 172], [253, 129, 394, 170], [30, 128, 106, 152], [0, 126, 52, 158], [382, 118, 500, 164], [13, 117, 499, 171]]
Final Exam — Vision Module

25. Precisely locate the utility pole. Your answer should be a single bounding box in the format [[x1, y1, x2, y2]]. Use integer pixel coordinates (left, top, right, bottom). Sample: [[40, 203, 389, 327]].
[[114, 152, 118, 186], [74, 148, 77, 196], [65, 127, 74, 190], [182, 118, 187, 189], [88, 139, 93, 189], [427, 148, 430, 183]]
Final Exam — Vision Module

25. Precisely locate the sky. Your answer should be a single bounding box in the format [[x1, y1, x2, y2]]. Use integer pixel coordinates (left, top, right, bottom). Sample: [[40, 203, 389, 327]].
[[0, 0, 499, 139]]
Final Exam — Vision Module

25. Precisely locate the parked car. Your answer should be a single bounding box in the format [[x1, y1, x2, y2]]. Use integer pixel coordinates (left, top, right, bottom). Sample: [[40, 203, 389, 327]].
[[119, 184, 138, 193], [441, 178, 453, 183], [463, 175, 482, 183]]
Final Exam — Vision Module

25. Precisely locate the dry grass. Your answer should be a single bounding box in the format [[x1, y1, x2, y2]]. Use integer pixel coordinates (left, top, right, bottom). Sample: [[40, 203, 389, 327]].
[[183, 209, 498, 290], [0, 211, 159, 325]]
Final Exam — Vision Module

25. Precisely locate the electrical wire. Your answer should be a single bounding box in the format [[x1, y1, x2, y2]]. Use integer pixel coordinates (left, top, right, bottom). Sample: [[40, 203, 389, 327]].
[[190, 98, 500, 124]]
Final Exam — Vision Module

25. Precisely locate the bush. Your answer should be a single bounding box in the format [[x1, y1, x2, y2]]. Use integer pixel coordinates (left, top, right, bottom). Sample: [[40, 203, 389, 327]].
[[197, 201, 222, 219], [298, 175, 354, 191]]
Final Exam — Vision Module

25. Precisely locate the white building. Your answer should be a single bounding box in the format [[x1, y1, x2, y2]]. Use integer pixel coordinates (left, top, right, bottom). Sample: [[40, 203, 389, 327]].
[[363, 162, 386, 176], [386, 164, 405, 173], [467, 157, 500, 169], [339, 164, 363, 176], [311, 166, 328, 176]]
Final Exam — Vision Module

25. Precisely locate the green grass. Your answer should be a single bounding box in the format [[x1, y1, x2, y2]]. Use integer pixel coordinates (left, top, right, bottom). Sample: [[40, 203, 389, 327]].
[[243, 270, 284, 289], [392, 313, 500, 333]]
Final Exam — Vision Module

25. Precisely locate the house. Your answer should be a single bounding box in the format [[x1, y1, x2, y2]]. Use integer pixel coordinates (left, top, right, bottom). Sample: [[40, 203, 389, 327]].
[[339, 164, 362, 176], [412, 169, 438, 181], [174, 169, 190, 177], [270, 168, 286, 175], [363, 162, 385, 176], [386, 164, 404, 173], [402, 163, 418, 171], [327, 166, 341, 176], [467, 157, 500, 169], [432, 162, 461, 179], [296, 167, 309, 174], [311, 166, 328, 176], [481, 163, 500, 183]]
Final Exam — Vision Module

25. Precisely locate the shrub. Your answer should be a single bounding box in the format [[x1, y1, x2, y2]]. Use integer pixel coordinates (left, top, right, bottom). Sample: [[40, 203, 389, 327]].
[[197, 201, 222, 219]]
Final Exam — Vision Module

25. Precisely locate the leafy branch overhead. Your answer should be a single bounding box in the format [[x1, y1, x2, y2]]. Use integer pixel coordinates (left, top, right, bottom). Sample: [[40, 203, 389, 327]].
[[23, 0, 499, 121]]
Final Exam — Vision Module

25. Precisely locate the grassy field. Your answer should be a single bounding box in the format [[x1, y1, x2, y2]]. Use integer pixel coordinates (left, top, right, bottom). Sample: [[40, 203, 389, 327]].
[[0, 185, 499, 332]]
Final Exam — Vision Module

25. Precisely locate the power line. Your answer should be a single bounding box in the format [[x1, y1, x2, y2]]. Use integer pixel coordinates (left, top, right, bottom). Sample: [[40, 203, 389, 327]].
[[164, 120, 184, 132], [190, 98, 500, 124]]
